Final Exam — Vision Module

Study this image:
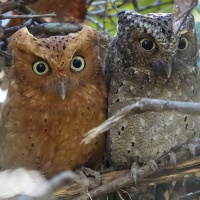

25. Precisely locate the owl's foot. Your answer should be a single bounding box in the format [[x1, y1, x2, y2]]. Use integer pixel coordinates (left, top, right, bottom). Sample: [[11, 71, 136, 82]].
[[131, 160, 158, 185], [183, 143, 196, 158], [131, 162, 138, 184], [147, 159, 158, 171], [76, 166, 101, 191], [168, 151, 177, 167], [80, 166, 102, 185], [76, 168, 90, 190]]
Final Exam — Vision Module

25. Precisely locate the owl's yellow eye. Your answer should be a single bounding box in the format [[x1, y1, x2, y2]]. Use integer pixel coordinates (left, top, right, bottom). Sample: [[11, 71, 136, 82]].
[[71, 56, 85, 72], [140, 38, 155, 50], [32, 61, 49, 75], [178, 37, 188, 50]]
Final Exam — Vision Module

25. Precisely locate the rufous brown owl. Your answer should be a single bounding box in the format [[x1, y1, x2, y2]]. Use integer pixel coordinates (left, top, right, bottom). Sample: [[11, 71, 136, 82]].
[[105, 10, 200, 199], [0, 25, 107, 177]]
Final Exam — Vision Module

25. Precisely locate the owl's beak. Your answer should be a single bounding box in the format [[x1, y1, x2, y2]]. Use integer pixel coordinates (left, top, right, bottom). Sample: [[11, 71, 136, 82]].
[[58, 82, 67, 100], [152, 60, 172, 79], [164, 62, 172, 79]]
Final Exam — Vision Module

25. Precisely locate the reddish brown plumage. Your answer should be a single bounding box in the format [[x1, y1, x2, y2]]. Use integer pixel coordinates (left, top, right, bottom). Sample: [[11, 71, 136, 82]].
[[0, 26, 107, 177]]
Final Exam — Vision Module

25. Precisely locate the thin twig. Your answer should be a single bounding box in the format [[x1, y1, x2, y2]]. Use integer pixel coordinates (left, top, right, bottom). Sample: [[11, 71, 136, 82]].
[[103, 0, 108, 31], [0, 49, 12, 59], [0, 0, 36, 13], [91, 1, 106, 6], [86, 15, 110, 36], [87, 0, 96, 6], [180, 189, 200, 199], [83, 98, 200, 144], [0, 19, 33, 51], [173, 0, 197, 35], [108, 0, 119, 12], [16, 6, 47, 24], [158, 5, 173, 13], [0, 0, 22, 14], [4, 19, 33, 34], [139, 1, 173, 12], [88, 9, 110, 16], [0, 13, 56, 19], [88, 1, 173, 16], [174, 0, 197, 22], [132, 0, 139, 12]]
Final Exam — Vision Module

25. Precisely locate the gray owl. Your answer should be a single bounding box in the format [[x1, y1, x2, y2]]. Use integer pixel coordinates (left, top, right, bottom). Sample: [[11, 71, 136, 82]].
[[105, 10, 200, 170]]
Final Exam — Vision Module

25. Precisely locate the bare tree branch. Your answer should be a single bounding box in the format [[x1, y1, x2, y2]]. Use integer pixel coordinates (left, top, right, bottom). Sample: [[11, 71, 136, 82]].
[[0, 12, 56, 19], [29, 23, 82, 35], [108, 0, 119, 12], [173, 0, 198, 35], [132, 0, 139, 12], [0, 0, 35, 14], [83, 98, 200, 144], [91, 1, 107, 6], [16, 5, 47, 24], [0, 49, 12, 59], [86, 15, 110, 36], [180, 189, 200, 199], [54, 141, 200, 200], [138, 0, 173, 12], [4, 19, 33, 34]]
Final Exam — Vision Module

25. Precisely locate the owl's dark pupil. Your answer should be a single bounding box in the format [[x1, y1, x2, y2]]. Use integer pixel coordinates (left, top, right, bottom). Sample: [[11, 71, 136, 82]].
[[178, 37, 186, 49], [141, 39, 154, 50], [73, 58, 82, 68], [36, 63, 46, 73]]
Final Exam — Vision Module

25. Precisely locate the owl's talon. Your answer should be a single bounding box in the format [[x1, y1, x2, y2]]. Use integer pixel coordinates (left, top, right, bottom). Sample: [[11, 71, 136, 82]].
[[188, 144, 196, 158], [80, 166, 102, 185], [147, 159, 158, 171], [168, 152, 176, 167], [76, 169, 90, 191], [131, 162, 138, 185]]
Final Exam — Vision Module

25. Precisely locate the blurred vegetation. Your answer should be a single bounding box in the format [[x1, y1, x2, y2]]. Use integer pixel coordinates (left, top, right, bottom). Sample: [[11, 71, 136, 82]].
[[88, 0, 200, 36]]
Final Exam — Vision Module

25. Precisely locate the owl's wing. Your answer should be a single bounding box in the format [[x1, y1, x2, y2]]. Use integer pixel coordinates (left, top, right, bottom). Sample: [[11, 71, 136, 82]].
[[0, 98, 12, 168]]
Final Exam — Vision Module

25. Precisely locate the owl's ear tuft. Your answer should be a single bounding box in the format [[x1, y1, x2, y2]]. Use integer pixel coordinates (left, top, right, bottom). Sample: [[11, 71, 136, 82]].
[[79, 25, 99, 43], [117, 9, 130, 17], [117, 9, 132, 23], [9, 27, 35, 52]]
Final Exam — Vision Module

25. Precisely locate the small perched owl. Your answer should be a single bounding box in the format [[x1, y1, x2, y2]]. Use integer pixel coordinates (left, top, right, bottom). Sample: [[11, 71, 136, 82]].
[[105, 10, 200, 169], [0, 25, 107, 177]]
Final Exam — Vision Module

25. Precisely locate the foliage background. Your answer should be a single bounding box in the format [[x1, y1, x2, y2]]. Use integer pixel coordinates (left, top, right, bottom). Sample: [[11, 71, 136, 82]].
[[89, 0, 199, 36]]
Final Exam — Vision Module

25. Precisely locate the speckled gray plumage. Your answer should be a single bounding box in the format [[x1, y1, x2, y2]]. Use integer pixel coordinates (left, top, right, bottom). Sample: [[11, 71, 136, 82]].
[[105, 10, 200, 169]]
